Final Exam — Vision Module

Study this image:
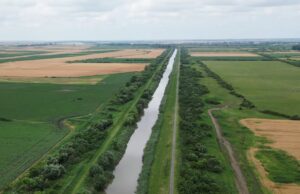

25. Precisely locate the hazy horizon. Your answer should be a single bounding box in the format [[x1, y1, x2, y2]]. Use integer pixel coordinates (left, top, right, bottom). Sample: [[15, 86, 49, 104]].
[[1, 0, 300, 41]]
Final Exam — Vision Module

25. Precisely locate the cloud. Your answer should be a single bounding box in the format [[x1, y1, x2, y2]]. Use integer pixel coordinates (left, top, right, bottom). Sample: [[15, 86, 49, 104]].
[[0, 0, 299, 40]]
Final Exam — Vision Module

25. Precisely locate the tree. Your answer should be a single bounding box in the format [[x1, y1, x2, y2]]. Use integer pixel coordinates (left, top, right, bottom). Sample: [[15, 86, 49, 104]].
[[42, 164, 66, 180]]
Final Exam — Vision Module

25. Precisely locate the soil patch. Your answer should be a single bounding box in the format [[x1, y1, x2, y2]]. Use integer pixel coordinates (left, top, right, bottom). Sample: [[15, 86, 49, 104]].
[[240, 118, 300, 160]]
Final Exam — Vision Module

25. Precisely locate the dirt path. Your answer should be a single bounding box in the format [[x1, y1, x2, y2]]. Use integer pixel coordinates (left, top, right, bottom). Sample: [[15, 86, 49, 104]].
[[208, 108, 250, 194], [169, 51, 179, 194]]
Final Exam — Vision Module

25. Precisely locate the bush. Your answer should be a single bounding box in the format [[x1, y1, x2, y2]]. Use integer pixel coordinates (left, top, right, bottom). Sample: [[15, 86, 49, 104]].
[[42, 164, 66, 180]]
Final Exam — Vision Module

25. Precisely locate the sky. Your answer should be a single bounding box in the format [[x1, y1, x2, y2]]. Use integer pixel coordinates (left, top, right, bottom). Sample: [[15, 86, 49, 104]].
[[0, 0, 300, 41]]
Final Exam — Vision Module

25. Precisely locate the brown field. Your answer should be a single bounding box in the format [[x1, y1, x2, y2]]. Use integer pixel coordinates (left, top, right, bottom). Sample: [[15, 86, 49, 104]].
[[241, 118, 300, 194], [240, 118, 300, 160], [0, 62, 146, 77], [0, 49, 165, 78], [190, 51, 258, 57], [0, 76, 105, 85]]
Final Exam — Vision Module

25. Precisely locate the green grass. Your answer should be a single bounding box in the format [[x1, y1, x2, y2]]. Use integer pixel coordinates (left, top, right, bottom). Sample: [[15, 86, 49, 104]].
[[204, 61, 300, 116], [0, 120, 67, 189], [195, 64, 273, 193], [0, 72, 133, 190], [255, 149, 300, 184], [0, 73, 133, 121], [194, 65, 240, 194]]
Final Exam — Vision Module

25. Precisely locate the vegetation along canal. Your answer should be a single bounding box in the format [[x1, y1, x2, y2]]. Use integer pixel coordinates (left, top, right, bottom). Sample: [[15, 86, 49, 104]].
[[106, 49, 177, 194]]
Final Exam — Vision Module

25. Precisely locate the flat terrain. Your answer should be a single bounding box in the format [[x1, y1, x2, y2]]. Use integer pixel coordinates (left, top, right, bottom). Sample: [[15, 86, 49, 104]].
[[191, 51, 258, 57], [0, 72, 133, 188], [204, 61, 300, 115], [0, 120, 66, 188], [241, 118, 300, 160], [0, 62, 146, 77], [0, 49, 166, 77]]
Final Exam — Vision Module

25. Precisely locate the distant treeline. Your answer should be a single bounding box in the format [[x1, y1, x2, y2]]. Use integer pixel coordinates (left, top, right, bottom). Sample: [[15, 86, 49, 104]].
[[258, 52, 300, 68], [68, 57, 153, 63], [193, 56, 271, 61], [292, 45, 300, 50]]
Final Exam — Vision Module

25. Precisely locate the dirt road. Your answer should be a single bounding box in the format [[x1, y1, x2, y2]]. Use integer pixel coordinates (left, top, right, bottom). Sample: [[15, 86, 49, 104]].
[[169, 52, 179, 194], [208, 108, 249, 194]]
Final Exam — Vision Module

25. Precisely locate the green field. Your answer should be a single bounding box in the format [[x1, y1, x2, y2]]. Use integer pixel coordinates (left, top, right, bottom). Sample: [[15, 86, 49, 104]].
[[204, 61, 300, 116], [0, 121, 65, 188], [196, 64, 271, 194], [0, 72, 133, 189]]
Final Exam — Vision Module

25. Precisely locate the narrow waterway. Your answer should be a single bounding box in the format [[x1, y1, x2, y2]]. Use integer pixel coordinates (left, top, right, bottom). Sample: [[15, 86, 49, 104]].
[[106, 49, 177, 194]]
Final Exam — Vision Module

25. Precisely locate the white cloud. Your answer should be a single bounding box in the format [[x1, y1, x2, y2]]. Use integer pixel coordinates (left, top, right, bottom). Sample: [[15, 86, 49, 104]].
[[0, 0, 299, 40]]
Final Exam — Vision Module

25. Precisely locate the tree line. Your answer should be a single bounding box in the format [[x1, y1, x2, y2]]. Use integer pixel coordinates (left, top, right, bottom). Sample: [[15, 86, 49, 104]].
[[201, 63, 255, 109], [177, 49, 224, 194]]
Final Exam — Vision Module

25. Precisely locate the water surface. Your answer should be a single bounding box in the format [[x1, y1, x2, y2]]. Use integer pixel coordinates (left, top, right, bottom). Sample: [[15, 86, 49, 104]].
[[106, 49, 177, 194]]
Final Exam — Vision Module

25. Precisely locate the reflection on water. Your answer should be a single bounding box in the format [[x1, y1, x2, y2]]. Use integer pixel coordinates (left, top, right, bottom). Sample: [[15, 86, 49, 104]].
[[106, 50, 177, 194]]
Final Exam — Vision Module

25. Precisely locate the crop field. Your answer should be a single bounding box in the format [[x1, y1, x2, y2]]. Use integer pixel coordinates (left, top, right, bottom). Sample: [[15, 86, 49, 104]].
[[241, 119, 300, 160], [0, 49, 165, 78], [241, 118, 300, 193], [204, 61, 300, 116], [0, 72, 133, 188], [1, 42, 300, 194], [0, 44, 167, 190]]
